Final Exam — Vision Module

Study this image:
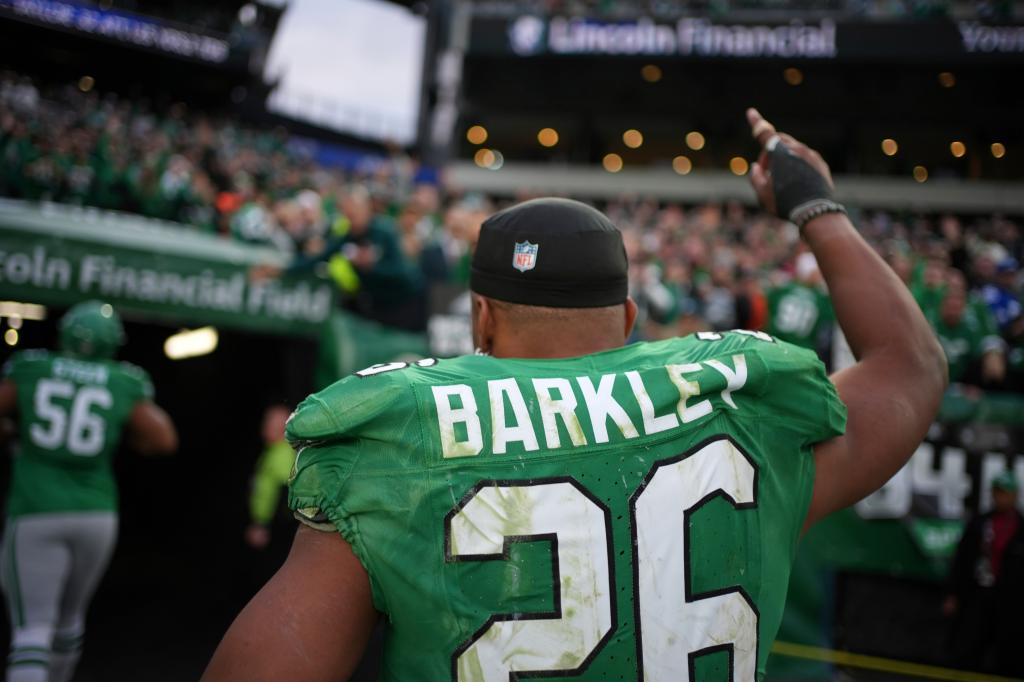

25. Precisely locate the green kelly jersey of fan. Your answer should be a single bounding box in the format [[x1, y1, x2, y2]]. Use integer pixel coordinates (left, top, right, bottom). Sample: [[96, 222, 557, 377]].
[[2, 349, 153, 517], [287, 330, 846, 681], [766, 282, 834, 351]]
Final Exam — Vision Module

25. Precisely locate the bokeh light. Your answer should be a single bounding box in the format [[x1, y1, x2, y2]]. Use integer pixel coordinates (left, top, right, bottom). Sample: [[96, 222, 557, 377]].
[[672, 156, 692, 175], [641, 64, 662, 83], [729, 157, 749, 175], [466, 125, 488, 145], [623, 129, 643, 149], [474, 148, 495, 168], [537, 128, 559, 147], [603, 153, 623, 173]]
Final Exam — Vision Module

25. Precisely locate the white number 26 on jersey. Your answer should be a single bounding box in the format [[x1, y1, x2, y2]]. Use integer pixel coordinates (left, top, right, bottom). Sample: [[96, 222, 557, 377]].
[[445, 437, 759, 681]]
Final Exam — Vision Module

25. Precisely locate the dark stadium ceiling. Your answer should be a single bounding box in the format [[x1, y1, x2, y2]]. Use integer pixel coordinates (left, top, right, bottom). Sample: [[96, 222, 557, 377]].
[[458, 55, 1024, 180]]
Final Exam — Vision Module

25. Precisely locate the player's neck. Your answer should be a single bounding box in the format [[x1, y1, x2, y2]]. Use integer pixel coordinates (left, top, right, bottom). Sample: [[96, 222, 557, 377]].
[[490, 335, 623, 359]]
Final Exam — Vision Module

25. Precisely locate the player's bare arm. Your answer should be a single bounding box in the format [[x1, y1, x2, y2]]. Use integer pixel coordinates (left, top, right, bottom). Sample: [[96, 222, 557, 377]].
[[202, 525, 378, 682], [127, 401, 179, 455], [746, 108, 948, 528]]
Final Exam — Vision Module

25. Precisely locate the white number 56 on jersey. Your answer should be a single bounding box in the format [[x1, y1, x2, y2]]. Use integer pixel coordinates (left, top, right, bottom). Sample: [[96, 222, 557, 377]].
[[30, 379, 113, 457]]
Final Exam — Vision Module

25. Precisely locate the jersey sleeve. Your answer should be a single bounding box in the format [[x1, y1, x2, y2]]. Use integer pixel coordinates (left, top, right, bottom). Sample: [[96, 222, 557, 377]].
[[285, 370, 406, 445], [285, 371, 407, 552], [118, 362, 154, 403], [756, 338, 847, 446], [2, 350, 46, 382], [2, 352, 22, 380]]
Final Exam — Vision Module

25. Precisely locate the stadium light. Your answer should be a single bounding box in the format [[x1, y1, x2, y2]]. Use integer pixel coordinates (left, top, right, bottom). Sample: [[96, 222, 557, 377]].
[[474, 148, 496, 168], [672, 156, 692, 175], [603, 154, 623, 173], [164, 327, 218, 360], [466, 125, 488, 145], [623, 129, 643, 149], [881, 138, 898, 156], [4, 329, 17, 346], [641, 64, 662, 83], [238, 3, 258, 26], [685, 131, 705, 151], [992, 143, 1006, 159], [950, 141, 966, 158], [938, 71, 956, 88], [783, 68, 803, 86], [913, 166, 928, 182], [729, 157, 749, 176], [0, 302, 46, 321], [537, 128, 559, 147]]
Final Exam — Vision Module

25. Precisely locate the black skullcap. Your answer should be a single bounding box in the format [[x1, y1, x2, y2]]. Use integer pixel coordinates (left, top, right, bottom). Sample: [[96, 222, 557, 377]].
[[470, 198, 628, 308]]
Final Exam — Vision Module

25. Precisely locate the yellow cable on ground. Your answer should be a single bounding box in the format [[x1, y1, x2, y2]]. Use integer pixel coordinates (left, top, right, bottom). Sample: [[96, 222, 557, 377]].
[[772, 641, 1021, 682]]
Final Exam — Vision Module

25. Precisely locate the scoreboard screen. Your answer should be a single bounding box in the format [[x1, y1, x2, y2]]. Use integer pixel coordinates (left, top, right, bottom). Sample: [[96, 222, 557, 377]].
[[263, 0, 426, 145]]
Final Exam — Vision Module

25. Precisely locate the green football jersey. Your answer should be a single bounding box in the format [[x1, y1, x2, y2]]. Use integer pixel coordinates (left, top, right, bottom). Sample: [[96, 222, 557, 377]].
[[3, 349, 153, 517], [287, 331, 846, 681], [766, 283, 834, 350]]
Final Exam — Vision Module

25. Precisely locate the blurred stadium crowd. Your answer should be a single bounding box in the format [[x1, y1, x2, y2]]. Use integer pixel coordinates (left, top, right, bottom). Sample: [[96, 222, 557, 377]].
[[3, 70, 1023, 394]]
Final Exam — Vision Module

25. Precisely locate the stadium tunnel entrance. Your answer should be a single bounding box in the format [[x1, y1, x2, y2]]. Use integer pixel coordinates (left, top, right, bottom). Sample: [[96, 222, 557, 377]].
[[0, 310, 319, 680]]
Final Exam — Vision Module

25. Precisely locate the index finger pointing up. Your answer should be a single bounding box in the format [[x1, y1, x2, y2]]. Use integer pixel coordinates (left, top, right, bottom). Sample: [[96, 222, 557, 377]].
[[746, 108, 777, 148]]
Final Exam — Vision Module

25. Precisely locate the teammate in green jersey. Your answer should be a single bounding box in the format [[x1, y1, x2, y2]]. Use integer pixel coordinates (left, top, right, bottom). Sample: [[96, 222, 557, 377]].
[[205, 112, 947, 681], [0, 301, 177, 682]]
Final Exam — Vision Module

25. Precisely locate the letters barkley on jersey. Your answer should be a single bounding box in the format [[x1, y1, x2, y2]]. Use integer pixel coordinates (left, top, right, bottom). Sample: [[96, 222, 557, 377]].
[[431, 343, 749, 459], [288, 329, 843, 464]]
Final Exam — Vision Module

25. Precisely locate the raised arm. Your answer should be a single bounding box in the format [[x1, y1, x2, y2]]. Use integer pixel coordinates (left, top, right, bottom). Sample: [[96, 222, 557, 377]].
[[746, 109, 948, 528], [126, 401, 178, 455], [202, 525, 379, 682]]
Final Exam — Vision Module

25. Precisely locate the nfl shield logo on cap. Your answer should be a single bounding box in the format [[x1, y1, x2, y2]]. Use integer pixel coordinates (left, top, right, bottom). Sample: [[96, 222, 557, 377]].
[[512, 241, 539, 272]]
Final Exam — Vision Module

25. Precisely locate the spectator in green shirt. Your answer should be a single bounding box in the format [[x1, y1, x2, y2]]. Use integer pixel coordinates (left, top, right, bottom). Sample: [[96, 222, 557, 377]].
[[912, 254, 950, 320], [931, 273, 1005, 386]]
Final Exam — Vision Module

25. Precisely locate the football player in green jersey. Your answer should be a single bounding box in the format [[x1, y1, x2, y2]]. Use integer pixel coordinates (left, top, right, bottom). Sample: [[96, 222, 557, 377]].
[[205, 112, 947, 681], [0, 301, 177, 682]]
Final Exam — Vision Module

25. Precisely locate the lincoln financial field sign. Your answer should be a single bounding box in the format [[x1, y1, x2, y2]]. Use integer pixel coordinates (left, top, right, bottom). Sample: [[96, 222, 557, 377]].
[[0, 202, 333, 335], [509, 16, 837, 58]]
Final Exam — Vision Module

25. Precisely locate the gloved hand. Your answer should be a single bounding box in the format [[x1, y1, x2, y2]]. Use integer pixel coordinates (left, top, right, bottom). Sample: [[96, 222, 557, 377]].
[[747, 108, 845, 229]]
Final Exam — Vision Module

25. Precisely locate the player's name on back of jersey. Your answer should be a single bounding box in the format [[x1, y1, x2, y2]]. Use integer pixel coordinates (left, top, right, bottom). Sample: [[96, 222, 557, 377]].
[[52, 357, 110, 385], [431, 350, 749, 459], [12, 351, 110, 385]]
